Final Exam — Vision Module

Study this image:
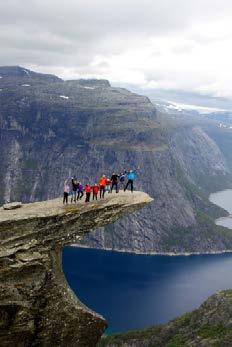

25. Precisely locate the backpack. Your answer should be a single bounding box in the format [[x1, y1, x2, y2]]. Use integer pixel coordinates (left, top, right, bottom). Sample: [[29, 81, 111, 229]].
[[120, 174, 125, 182]]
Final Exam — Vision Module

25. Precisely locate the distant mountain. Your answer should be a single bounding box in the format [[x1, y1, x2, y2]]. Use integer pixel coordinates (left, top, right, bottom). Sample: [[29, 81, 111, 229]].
[[117, 84, 232, 112], [206, 111, 232, 125], [1, 66, 232, 254], [0, 65, 61, 82], [153, 99, 228, 116]]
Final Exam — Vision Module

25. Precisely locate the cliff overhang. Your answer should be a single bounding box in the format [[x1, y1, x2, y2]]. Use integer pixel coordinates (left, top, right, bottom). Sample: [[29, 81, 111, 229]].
[[0, 191, 152, 346]]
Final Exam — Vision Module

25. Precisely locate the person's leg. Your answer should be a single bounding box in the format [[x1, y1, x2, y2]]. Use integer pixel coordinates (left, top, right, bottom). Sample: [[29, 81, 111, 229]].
[[85, 193, 88, 203], [63, 193, 65, 204], [131, 180, 134, 192], [80, 191, 83, 199], [74, 191, 77, 202], [124, 180, 129, 191], [64, 192, 68, 204], [101, 187, 104, 198], [116, 182, 118, 193], [71, 191, 73, 203], [111, 182, 116, 192]]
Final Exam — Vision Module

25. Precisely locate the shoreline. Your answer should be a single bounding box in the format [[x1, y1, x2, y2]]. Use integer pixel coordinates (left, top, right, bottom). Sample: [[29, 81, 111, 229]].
[[70, 243, 232, 257], [70, 188, 232, 257]]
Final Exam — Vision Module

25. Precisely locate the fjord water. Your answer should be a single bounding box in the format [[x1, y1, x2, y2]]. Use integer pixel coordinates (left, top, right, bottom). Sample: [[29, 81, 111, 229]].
[[209, 189, 232, 229], [63, 189, 232, 333], [63, 248, 232, 333]]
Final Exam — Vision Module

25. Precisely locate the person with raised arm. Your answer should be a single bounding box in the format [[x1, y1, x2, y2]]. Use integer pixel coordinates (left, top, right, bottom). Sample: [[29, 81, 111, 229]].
[[71, 176, 79, 203], [124, 169, 137, 193]]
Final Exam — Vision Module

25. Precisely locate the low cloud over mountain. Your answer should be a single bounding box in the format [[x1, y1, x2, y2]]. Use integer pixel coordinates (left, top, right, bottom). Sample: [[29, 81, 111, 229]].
[[1, 0, 232, 97]]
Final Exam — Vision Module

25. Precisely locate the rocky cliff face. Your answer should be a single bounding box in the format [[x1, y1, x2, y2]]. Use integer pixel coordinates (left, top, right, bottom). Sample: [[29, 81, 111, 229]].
[[0, 66, 232, 254], [0, 191, 152, 346], [99, 290, 232, 347]]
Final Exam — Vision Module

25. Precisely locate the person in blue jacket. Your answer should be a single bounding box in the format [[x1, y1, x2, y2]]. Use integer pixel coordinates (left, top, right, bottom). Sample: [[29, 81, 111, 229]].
[[124, 169, 137, 192]]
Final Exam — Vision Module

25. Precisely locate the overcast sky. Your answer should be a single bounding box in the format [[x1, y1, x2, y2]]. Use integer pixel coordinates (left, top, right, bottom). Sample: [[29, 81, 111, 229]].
[[1, 0, 232, 97]]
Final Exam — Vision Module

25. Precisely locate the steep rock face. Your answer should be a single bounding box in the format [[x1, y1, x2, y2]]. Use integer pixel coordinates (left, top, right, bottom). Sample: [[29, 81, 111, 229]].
[[99, 290, 232, 347], [0, 191, 152, 346], [169, 126, 229, 185], [0, 66, 232, 254], [81, 125, 231, 253]]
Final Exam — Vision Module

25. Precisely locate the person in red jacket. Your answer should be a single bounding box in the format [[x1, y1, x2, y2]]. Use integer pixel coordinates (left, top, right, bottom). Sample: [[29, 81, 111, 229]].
[[92, 183, 100, 200], [84, 184, 92, 203]]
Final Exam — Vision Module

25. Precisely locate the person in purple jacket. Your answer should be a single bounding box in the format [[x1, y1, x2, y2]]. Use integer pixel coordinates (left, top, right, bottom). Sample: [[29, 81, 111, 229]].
[[77, 182, 84, 200]]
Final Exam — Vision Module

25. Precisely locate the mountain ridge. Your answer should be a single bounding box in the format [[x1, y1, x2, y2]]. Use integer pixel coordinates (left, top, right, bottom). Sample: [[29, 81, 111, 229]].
[[0, 66, 232, 254]]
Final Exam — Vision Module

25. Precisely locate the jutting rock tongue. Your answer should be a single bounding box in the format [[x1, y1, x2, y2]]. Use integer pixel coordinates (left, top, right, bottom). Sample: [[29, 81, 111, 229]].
[[0, 191, 152, 347]]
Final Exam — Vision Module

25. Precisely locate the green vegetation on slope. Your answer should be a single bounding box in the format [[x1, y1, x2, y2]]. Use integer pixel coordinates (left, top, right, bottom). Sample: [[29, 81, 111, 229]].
[[98, 291, 232, 347], [98, 326, 163, 347]]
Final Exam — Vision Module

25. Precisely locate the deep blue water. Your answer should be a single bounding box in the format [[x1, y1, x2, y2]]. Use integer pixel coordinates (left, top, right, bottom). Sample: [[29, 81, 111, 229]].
[[63, 189, 232, 333], [63, 247, 232, 333]]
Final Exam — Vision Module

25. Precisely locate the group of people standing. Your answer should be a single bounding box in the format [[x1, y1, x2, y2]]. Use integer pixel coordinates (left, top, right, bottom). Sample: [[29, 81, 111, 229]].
[[63, 170, 137, 204]]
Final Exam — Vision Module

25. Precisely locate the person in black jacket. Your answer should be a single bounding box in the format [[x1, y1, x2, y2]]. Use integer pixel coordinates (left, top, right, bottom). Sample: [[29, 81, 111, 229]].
[[71, 176, 79, 203], [110, 172, 119, 193]]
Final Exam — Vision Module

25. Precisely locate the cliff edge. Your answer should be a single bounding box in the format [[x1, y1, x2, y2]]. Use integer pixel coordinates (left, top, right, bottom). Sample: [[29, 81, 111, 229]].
[[0, 191, 152, 347]]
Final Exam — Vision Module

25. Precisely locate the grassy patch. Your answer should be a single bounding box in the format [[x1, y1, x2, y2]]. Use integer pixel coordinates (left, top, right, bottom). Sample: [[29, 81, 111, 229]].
[[165, 334, 187, 347], [197, 325, 229, 339], [98, 326, 162, 346], [172, 312, 192, 326]]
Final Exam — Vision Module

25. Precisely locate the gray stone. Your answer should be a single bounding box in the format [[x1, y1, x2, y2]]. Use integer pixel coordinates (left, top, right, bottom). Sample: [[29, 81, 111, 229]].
[[3, 202, 22, 210]]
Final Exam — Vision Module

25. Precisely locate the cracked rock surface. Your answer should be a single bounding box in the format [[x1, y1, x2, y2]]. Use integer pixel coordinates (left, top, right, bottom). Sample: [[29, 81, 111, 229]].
[[0, 191, 152, 347]]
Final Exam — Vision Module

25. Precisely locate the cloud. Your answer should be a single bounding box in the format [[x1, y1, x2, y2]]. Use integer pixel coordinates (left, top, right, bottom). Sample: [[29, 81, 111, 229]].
[[1, 0, 232, 96]]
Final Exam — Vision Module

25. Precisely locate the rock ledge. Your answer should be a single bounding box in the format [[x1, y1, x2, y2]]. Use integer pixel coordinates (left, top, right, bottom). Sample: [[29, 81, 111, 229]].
[[0, 191, 152, 346]]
